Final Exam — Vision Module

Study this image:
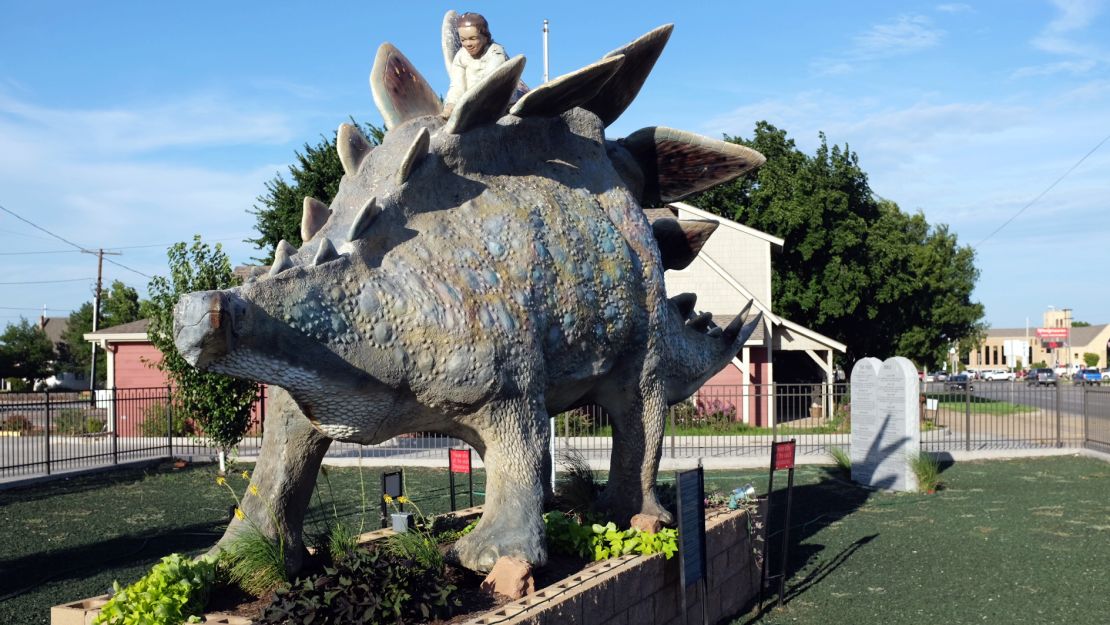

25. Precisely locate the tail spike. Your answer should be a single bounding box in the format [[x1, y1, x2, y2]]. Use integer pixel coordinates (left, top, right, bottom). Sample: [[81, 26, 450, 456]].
[[313, 237, 338, 265], [347, 197, 381, 242], [398, 127, 430, 183], [301, 197, 331, 243], [268, 240, 297, 277]]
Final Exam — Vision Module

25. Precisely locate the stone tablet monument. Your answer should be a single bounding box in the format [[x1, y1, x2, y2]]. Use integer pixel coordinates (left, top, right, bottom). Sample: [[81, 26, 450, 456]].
[[849, 357, 920, 491]]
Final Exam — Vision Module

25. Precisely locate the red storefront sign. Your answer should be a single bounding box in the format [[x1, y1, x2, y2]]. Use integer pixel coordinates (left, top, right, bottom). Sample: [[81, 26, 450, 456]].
[[1036, 328, 1068, 340]]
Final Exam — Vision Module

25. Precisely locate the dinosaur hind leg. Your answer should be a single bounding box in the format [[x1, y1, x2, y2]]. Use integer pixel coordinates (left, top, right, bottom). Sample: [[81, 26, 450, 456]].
[[450, 393, 549, 572], [596, 378, 674, 525]]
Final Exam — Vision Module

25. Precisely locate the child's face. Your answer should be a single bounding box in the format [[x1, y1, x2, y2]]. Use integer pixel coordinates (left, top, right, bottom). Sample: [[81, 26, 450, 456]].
[[458, 26, 489, 58]]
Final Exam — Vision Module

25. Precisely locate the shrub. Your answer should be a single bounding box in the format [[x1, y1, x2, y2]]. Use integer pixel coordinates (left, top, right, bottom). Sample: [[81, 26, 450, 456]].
[[694, 397, 737, 424], [553, 449, 600, 515], [260, 548, 456, 625], [553, 409, 593, 435], [1, 414, 34, 432], [140, 401, 194, 437], [92, 553, 217, 625], [216, 473, 287, 596], [54, 408, 104, 435], [543, 512, 679, 561]]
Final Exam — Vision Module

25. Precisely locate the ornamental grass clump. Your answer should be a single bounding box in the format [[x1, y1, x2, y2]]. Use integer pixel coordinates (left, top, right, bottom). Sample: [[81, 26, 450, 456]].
[[382, 495, 446, 573], [215, 471, 287, 596], [92, 553, 217, 625], [912, 452, 942, 493]]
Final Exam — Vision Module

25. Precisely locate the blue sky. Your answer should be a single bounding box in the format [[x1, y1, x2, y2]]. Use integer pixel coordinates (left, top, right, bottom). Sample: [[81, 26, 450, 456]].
[[1, 1, 1108, 332]]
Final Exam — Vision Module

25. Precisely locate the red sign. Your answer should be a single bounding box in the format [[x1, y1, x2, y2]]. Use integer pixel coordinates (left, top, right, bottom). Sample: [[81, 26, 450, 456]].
[[771, 440, 796, 471], [449, 449, 471, 474], [1036, 328, 1068, 340]]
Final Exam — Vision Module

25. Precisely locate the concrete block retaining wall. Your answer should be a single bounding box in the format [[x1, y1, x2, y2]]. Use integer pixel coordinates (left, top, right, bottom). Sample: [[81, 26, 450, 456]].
[[462, 507, 761, 625]]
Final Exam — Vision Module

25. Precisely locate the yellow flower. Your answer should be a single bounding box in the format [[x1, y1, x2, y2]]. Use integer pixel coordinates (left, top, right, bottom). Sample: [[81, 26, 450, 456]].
[[383, 494, 393, 504], [234, 507, 245, 521], [397, 496, 410, 504], [249, 484, 260, 497], [216, 476, 226, 486], [241, 471, 250, 480]]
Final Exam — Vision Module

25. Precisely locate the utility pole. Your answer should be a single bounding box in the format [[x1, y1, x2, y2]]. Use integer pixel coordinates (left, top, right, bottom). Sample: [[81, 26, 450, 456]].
[[82, 248, 121, 391]]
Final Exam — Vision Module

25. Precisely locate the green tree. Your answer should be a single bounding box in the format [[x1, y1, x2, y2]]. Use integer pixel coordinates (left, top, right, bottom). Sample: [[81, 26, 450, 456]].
[[147, 236, 259, 472], [693, 122, 984, 368], [59, 281, 143, 384], [1072, 320, 1091, 327], [0, 318, 56, 382], [248, 121, 383, 262], [1083, 352, 1100, 368]]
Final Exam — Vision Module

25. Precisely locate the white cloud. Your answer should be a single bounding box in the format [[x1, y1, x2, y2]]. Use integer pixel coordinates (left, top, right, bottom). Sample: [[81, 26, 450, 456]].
[[1011, 59, 1097, 77], [935, 3, 973, 13], [1022, 0, 1109, 67], [812, 15, 944, 75]]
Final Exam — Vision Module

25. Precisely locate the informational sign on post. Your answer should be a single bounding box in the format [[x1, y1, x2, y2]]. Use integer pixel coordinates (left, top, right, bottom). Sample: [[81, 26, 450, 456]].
[[380, 469, 404, 528], [761, 440, 797, 608], [448, 448, 474, 511], [676, 467, 708, 625]]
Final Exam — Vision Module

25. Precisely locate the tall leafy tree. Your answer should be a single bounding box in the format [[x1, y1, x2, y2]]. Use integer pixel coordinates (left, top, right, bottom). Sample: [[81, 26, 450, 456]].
[[249, 121, 383, 262], [693, 122, 984, 368], [0, 318, 56, 382], [146, 236, 259, 472], [59, 281, 143, 384]]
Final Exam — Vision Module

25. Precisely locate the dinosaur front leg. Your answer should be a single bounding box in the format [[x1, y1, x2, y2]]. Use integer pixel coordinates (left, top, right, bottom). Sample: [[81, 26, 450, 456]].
[[450, 395, 549, 572], [214, 388, 332, 577], [597, 377, 674, 525]]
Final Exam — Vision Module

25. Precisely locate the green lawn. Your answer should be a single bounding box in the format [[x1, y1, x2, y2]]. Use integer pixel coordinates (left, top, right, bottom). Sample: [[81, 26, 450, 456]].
[[927, 392, 1038, 415], [735, 455, 1110, 625], [0, 460, 486, 625], [4, 456, 1108, 625]]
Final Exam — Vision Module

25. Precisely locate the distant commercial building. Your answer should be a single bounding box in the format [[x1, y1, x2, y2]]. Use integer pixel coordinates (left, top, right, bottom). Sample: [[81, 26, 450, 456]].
[[967, 307, 1110, 372]]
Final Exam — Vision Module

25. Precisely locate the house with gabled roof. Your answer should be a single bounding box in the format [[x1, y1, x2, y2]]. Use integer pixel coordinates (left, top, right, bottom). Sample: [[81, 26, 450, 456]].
[[662, 202, 846, 426]]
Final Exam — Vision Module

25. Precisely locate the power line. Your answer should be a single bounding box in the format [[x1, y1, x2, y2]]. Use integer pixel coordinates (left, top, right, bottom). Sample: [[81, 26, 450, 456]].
[[0, 236, 252, 256], [0, 306, 73, 311], [976, 132, 1110, 247], [0, 203, 93, 252], [0, 277, 93, 285], [103, 257, 151, 279]]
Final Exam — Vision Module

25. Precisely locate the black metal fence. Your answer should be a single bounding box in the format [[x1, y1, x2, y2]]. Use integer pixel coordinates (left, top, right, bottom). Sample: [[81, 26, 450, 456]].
[[3, 380, 1109, 482]]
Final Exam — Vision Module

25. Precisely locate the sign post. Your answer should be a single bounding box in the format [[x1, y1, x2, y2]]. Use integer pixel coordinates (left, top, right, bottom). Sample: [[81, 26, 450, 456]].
[[380, 469, 404, 528], [676, 467, 708, 625], [448, 448, 474, 511], [760, 439, 797, 608]]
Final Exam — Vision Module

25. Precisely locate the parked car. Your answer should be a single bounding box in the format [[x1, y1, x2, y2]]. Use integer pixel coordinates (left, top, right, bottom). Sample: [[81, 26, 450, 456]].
[[984, 369, 1014, 381], [1026, 367, 1058, 386], [945, 373, 974, 391], [1101, 367, 1110, 381], [1074, 369, 1102, 385], [931, 371, 948, 383]]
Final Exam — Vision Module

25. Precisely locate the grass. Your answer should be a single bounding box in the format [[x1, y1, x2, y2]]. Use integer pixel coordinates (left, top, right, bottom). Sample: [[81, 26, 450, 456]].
[[926, 392, 1038, 415], [736, 455, 1110, 625], [0, 460, 486, 625], [5, 456, 1109, 625], [584, 419, 849, 437]]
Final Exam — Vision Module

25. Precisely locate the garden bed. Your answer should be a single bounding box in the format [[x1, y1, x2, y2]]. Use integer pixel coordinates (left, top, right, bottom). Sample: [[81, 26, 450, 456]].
[[52, 504, 761, 625]]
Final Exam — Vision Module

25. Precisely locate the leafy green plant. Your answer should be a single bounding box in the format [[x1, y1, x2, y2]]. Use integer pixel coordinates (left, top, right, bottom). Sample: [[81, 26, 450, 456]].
[[553, 409, 594, 435], [542, 512, 679, 561], [92, 553, 217, 625], [829, 446, 851, 475], [139, 401, 194, 437], [912, 452, 942, 493], [216, 472, 287, 596], [259, 548, 456, 625]]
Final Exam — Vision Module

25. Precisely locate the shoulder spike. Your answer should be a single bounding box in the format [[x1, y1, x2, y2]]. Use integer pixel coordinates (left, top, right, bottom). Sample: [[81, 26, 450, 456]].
[[398, 127, 430, 183], [313, 237, 338, 265], [441, 10, 461, 77], [652, 218, 719, 270], [581, 24, 673, 127], [509, 55, 625, 118], [347, 197, 381, 242], [621, 126, 765, 204], [370, 43, 441, 131], [445, 55, 526, 134], [269, 240, 297, 277], [301, 197, 331, 243], [337, 123, 373, 176]]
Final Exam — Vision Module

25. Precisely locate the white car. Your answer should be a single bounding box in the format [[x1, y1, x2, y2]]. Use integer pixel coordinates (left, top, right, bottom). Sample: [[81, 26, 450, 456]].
[[984, 370, 1014, 381]]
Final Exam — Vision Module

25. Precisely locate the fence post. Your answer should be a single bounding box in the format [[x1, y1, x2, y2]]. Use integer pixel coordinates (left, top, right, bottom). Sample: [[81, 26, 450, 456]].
[[111, 388, 119, 465], [166, 385, 174, 457], [669, 407, 676, 459], [1055, 381, 1062, 448], [1082, 387, 1089, 447], [44, 389, 52, 475], [964, 381, 971, 452]]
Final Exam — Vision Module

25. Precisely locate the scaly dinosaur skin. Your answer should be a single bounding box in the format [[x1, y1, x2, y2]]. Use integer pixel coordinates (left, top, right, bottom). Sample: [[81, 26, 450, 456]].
[[174, 23, 763, 573]]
